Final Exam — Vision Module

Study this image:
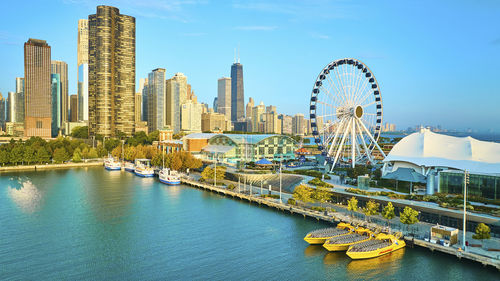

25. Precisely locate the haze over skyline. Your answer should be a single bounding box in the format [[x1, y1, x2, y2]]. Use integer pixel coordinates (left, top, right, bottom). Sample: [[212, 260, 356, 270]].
[[0, 0, 499, 132]]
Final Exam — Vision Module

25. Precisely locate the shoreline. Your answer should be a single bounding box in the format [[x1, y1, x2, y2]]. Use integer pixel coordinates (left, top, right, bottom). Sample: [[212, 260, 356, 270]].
[[0, 161, 104, 172]]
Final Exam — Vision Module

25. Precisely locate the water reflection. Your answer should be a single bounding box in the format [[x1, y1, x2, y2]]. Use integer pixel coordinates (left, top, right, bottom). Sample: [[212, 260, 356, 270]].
[[7, 177, 43, 214], [304, 245, 325, 257], [346, 248, 405, 279], [323, 252, 346, 265]]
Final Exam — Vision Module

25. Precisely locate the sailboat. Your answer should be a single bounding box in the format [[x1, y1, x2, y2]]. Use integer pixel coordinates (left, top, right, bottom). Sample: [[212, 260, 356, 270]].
[[158, 147, 181, 185]]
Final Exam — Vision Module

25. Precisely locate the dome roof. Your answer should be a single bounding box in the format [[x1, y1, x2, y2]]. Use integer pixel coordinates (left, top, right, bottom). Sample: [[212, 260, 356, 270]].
[[384, 129, 500, 174]]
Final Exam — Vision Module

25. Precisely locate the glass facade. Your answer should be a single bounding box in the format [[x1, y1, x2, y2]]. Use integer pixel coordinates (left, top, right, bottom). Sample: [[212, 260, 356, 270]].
[[439, 171, 500, 200], [51, 74, 61, 137], [77, 64, 88, 121]]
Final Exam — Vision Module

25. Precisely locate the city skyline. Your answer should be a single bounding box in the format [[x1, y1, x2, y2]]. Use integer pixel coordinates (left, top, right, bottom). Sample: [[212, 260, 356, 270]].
[[0, 1, 499, 132]]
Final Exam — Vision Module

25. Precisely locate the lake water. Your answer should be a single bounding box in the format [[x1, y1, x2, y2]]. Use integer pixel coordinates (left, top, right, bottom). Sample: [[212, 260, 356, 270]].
[[0, 167, 498, 280]]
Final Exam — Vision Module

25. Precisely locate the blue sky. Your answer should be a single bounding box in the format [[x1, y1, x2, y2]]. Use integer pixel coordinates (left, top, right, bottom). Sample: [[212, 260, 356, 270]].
[[1, 0, 499, 132]]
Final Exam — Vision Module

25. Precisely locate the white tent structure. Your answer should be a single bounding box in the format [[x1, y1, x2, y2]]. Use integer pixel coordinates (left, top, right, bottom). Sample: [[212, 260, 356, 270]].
[[382, 128, 500, 194]]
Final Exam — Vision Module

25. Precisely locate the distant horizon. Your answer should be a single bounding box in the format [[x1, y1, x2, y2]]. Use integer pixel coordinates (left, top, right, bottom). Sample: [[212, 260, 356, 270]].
[[0, 0, 499, 132]]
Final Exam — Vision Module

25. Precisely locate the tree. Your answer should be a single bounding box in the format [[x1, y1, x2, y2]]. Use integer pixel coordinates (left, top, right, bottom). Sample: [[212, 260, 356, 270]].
[[347, 196, 358, 218], [201, 166, 214, 181], [36, 147, 51, 164], [96, 144, 107, 157], [312, 186, 331, 207], [382, 202, 396, 226], [0, 150, 9, 166], [363, 200, 380, 223], [53, 148, 69, 163], [23, 146, 36, 165], [81, 147, 89, 159], [111, 146, 122, 160], [72, 148, 82, 163], [472, 223, 491, 240], [71, 126, 89, 139], [88, 148, 99, 159], [151, 152, 166, 167], [292, 184, 314, 204], [105, 138, 121, 152], [399, 206, 419, 233], [171, 154, 183, 171]]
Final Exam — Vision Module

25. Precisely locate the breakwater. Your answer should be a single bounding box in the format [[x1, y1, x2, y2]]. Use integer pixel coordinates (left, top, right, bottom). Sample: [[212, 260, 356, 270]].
[[0, 161, 103, 172]]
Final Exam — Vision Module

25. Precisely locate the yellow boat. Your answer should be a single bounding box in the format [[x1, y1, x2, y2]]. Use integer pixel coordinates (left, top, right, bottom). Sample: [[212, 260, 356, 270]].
[[304, 222, 353, 245], [323, 227, 373, 251], [346, 232, 405, 260]]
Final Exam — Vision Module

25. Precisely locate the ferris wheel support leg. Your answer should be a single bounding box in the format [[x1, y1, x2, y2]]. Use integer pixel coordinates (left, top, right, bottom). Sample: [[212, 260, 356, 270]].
[[351, 119, 356, 168], [355, 119, 374, 163], [358, 119, 387, 158], [324, 118, 345, 165], [330, 118, 351, 172]]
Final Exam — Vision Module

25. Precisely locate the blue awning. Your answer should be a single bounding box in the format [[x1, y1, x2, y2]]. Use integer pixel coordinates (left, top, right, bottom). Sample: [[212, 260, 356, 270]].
[[256, 158, 273, 165]]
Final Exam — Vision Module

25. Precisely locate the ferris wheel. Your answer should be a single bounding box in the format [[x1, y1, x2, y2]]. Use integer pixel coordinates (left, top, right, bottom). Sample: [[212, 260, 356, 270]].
[[309, 58, 386, 171]]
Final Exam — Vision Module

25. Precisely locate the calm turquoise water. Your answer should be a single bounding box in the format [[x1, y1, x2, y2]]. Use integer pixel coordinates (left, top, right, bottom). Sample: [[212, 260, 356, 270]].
[[0, 167, 498, 280]]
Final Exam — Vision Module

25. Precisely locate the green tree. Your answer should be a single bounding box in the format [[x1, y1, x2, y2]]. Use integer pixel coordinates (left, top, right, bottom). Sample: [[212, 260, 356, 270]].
[[472, 223, 491, 240], [71, 126, 89, 139], [382, 202, 396, 226], [23, 146, 36, 165], [10, 145, 23, 165], [105, 138, 121, 152], [399, 206, 419, 233], [347, 196, 358, 218], [0, 150, 9, 166], [88, 148, 99, 159], [292, 184, 314, 204], [72, 148, 82, 162], [81, 147, 89, 159], [36, 147, 51, 164], [201, 166, 214, 181], [53, 147, 69, 163], [111, 146, 122, 160], [171, 153, 183, 171], [363, 199, 380, 222], [96, 144, 107, 157], [151, 152, 166, 167], [312, 186, 331, 207]]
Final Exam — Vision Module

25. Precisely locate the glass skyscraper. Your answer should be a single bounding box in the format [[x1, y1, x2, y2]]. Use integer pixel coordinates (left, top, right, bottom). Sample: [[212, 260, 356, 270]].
[[147, 68, 166, 132], [78, 64, 88, 121], [230, 62, 244, 122], [51, 73, 61, 137]]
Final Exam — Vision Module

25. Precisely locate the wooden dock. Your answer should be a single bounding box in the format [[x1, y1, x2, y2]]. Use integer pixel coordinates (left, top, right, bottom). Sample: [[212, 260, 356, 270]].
[[181, 178, 500, 270]]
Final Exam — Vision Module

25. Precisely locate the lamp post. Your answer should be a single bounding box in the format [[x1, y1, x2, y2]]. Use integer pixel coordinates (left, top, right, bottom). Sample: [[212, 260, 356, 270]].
[[463, 170, 469, 251]]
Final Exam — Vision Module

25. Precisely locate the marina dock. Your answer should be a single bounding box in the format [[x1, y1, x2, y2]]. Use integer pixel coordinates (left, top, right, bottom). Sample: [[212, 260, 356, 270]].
[[181, 178, 500, 270]]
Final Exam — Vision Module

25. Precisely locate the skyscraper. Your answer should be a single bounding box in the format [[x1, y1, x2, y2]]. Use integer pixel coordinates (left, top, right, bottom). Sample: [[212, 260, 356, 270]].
[[166, 73, 187, 133], [141, 78, 148, 122], [7, 92, 16, 122], [24, 38, 51, 138], [88, 5, 135, 137], [230, 61, 244, 122], [217, 77, 231, 121], [292, 113, 305, 136], [147, 68, 166, 132], [51, 60, 68, 127], [0, 93, 5, 131], [15, 77, 25, 123], [77, 19, 89, 122], [246, 97, 254, 120], [181, 100, 203, 133], [70, 95, 78, 122], [51, 73, 61, 137]]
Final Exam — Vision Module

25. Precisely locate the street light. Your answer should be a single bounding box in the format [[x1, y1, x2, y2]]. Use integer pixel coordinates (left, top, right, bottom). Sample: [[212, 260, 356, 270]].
[[463, 170, 469, 251]]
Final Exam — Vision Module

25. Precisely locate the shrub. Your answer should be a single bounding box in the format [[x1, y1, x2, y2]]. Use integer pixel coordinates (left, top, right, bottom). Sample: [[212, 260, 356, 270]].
[[311, 206, 326, 212], [287, 198, 296, 205], [227, 184, 235, 190]]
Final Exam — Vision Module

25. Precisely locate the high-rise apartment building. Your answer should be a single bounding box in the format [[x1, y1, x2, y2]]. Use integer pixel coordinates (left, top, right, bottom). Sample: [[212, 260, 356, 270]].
[[181, 100, 203, 133], [0, 93, 5, 131], [166, 73, 187, 133], [278, 114, 292, 135], [70, 95, 78, 122], [135, 92, 142, 125], [51, 60, 68, 127], [51, 74, 61, 137], [88, 5, 135, 137], [230, 62, 244, 122], [201, 112, 229, 132], [246, 97, 254, 120], [24, 38, 51, 138], [147, 68, 166, 132], [15, 77, 25, 123], [7, 92, 16, 122], [141, 78, 148, 122], [213, 97, 218, 113], [77, 19, 89, 122], [217, 77, 231, 121], [251, 101, 265, 133], [292, 113, 305, 136]]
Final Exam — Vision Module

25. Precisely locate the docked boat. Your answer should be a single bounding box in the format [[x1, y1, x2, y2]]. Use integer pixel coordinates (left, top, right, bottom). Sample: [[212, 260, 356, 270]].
[[159, 168, 181, 185], [346, 232, 405, 260], [134, 159, 155, 177], [304, 222, 353, 245], [323, 227, 373, 251], [104, 157, 121, 171], [123, 162, 135, 172]]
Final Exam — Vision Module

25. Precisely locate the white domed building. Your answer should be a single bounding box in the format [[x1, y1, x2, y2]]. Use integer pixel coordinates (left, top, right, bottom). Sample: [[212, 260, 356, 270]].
[[382, 128, 500, 198]]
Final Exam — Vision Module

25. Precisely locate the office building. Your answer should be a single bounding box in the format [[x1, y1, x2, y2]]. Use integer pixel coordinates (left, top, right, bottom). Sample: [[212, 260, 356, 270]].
[[141, 78, 148, 122], [70, 95, 78, 122], [51, 74, 61, 137], [77, 19, 89, 122], [166, 73, 187, 133], [51, 60, 68, 127], [15, 78, 25, 123], [181, 100, 203, 133], [24, 38, 51, 138], [230, 62, 244, 121], [278, 114, 292, 135], [201, 112, 229, 132], [7, 92, 16, 122], [0, 93, 5, 131], [213, 97, 218, 113], [147, 68, 166, 132], [251, 101, 265, 133], [135, 92, 142, 125], [246, 97, 254, 120], [88, 5, 135, 137], [217, 77, 231, 120]]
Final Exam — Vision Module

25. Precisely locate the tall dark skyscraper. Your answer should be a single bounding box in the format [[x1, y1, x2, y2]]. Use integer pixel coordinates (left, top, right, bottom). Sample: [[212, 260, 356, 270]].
[[88, 5, 135, 137], [230, 62, 244, 122]]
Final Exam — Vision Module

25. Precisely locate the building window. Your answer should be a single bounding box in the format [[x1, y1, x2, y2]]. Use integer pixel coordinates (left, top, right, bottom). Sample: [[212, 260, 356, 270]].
[[36, 121, 43, 129], [277, 147, 283, 154], [259, 147, 264, 155]]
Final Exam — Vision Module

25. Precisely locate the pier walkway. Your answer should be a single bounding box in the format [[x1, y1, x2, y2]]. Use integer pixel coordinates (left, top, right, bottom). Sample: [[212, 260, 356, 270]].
[[181, 178, 500, 270]]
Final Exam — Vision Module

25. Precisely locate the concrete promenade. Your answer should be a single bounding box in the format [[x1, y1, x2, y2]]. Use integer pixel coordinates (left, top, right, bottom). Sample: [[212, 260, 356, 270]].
[[180, 177, 500, 270], [0, 161, 104, 172]]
